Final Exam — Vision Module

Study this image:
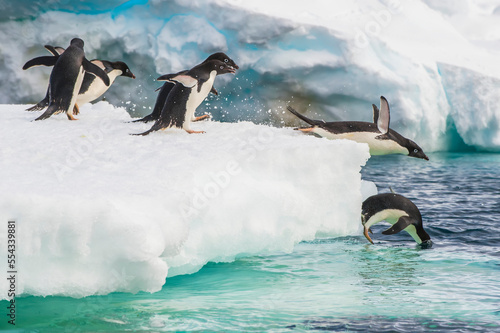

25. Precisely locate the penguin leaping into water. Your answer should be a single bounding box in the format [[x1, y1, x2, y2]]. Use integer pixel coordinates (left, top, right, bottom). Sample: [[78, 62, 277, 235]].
[[287, 96, 429, 160], [361, 191, 432, 248], [22, 38, 110, 121], [134, 59, 237, 135]]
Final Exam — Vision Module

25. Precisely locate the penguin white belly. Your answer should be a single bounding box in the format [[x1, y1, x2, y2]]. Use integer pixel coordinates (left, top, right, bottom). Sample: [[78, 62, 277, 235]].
[[313, 128, 408, 155], [364, 209, 408, 229], [183, 71, 216, 130], [68, 66, 85, 114], [77, 70, 118, 105]]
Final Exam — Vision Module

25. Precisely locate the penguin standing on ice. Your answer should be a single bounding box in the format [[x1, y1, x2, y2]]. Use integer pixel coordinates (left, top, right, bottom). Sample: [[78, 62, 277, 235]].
[[24, 44, 135, 114], [22, 38, 110, 120], [133, 52, 238, 123], [361, 191, 432, 248], [287, 96, 428, 160], [134, 59, 237, 135]]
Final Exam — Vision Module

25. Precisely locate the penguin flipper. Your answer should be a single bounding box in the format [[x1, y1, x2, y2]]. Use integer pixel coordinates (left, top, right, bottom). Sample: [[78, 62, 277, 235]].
[[157, 70, 189, 82], [286, 106, 322, 126], [372, 104, 379, 124], [83, 58, 110, 86], [44, 45, 65, 56], [377, 96, 390, 134], [90, 60, 107, 71], [158, 74, 197, 88], [382, 216, 415, 235], [23, 56, 59, 70]]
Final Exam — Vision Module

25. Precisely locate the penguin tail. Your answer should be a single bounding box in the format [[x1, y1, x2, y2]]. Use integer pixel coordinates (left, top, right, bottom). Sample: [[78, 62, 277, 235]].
[[131, 128, 155, 136], [131, 123, 163, 136], [286, 105, 321, 126], [26, 97, 50, 112], [34, 105, 59, 121], [26, 104, 46, 112], [130, 114, 155, 123]]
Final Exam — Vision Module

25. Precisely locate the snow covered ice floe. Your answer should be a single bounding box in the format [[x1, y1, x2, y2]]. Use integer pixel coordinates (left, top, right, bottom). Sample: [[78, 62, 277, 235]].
[[0, 102, 374, 298]]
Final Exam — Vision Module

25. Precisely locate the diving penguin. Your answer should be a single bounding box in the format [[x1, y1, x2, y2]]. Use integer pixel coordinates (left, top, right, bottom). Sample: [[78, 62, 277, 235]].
[[134, 59, 237, 135], [25, 44, 135, 114], [287, 96, 429, 160], [22, 38, 110, 120], [361, 191, 432, 248], [133, 52, 238, 123]]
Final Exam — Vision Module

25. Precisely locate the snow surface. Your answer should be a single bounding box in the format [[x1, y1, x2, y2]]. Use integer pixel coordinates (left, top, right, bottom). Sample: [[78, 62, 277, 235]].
[[1, 0, 500, 152], [0, 102, 374, 298]]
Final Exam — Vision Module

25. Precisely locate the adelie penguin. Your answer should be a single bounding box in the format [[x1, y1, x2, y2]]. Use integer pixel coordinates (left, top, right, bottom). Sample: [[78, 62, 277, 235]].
[[361, 191, 432, 248], [134, 58, 237, 135], [24, 44, 135, 115], [22, 38, 110, 121], [287, 96, 429, 160], [133, 52, 238, 124]]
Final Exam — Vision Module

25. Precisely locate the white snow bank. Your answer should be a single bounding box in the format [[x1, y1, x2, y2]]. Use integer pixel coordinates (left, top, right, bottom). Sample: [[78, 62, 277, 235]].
[[0, 102, 373, 298]]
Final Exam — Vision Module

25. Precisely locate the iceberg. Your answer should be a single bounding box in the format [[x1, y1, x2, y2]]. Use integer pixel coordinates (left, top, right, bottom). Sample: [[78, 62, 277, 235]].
[[1, 0, 499, 298], [1, 0, 500, 153], [0, 102, 372, 298]]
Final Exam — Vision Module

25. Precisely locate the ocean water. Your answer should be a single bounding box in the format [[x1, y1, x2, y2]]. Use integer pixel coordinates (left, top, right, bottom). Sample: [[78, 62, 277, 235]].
[[2, 152, 500, 332]]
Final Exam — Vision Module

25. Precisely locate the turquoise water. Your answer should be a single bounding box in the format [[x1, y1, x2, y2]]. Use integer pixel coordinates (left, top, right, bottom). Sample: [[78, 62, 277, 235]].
[[2, 153, 500, 332]]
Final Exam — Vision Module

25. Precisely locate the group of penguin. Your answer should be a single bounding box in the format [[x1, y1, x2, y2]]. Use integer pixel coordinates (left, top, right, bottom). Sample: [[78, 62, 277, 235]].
[[23, 37, 432, 248]]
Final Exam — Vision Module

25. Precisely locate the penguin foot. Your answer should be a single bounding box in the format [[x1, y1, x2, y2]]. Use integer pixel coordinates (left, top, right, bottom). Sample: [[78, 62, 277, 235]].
[[67, 113, 79, 121], [185, 129, 206, 134], [193, 114, 210, 122], [363, 227, 374, 244], [73, 104, 80, 115], [298, 127, 314, 133]]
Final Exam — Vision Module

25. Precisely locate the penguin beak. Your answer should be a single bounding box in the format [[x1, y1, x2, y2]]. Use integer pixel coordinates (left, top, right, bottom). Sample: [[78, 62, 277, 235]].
[[227, 66, 237, 74]]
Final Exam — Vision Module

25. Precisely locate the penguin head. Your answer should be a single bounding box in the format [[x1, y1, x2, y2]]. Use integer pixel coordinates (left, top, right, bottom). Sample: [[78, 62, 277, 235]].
[[208, 59, 237, 75], [405, 139, 428, 160], [205, 52, 239, 71], [113, 61, 136, 79], [70, 38, 84, 49]]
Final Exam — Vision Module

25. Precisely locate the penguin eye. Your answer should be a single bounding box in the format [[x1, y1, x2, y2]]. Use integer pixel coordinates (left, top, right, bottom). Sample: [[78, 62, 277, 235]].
[[413, 149, 419, 153], [224, 59, 228, 63], [220, 65, 224, 69]]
